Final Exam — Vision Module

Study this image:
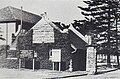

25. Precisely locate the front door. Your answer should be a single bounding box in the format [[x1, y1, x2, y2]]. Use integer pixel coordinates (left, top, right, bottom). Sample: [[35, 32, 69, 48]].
[[72, 49, 86, 71]]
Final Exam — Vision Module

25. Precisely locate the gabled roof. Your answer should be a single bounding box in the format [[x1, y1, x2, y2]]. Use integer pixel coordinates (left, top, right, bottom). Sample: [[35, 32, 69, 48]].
[[69, 30, 87, 50], [68, 25, 88, 50], [0, 6, 41, 24], [33, 13, 88, 49]]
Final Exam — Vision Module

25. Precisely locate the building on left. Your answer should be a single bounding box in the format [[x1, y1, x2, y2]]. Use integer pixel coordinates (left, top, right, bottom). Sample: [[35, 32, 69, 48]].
[[0, 6, 41, 68]]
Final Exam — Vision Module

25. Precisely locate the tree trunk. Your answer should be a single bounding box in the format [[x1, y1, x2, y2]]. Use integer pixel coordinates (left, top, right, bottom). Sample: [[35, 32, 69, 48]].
[[117, 55, 119, 68], [107, 53, 111, 67], [107, 3, 111, 68]]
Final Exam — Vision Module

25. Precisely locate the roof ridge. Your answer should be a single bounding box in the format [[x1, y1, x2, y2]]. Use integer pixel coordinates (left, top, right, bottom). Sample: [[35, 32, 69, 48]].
[[0, 6, 41, 24], [8, 6, 16, 20], [69, 25, 88, 44], [9, 6, 40, 17]]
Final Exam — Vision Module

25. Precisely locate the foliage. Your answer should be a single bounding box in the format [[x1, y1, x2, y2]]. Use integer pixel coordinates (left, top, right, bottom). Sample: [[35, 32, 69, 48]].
[[77, 0, 120, 67], [78, 0, 120, 54]]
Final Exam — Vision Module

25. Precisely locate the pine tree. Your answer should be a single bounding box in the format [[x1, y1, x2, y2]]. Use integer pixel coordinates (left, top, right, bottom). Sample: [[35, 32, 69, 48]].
[[72, 19, 93, 36], [78, 0, 120, 67]]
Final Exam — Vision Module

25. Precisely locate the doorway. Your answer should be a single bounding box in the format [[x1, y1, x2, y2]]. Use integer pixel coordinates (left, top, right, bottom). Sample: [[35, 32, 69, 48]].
[[72, 49, 86, 71]]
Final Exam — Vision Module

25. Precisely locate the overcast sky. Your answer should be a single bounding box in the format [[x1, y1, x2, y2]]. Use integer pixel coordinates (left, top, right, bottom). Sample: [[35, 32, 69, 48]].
[[0, 0, 86, 24]]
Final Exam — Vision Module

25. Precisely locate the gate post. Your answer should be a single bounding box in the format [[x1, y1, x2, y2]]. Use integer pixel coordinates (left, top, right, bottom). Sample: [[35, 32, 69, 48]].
[[86, 45, 97, 74], [86, 34, 97, 75]]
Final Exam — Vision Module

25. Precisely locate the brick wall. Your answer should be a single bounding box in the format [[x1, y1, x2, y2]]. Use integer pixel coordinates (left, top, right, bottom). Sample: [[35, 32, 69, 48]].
[[52, 29, 71, 70], [0, 45, 19, 69], [18, 30, 33, 50], [18, 28, 71, 71]]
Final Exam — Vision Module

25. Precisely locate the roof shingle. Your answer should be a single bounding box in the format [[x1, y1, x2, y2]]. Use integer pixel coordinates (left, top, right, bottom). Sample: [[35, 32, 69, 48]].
[[0, 6, 41, 24]]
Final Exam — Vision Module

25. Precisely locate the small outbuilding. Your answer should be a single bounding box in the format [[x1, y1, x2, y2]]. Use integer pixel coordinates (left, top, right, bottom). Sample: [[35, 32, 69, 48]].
[[17, 13, 88, 71]]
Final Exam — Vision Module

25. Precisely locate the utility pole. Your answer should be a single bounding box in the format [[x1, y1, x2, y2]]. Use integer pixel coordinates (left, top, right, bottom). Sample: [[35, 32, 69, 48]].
[[6, 23, 8, 58], [19, 6, 23, 70], [20, 6, 23, 30]]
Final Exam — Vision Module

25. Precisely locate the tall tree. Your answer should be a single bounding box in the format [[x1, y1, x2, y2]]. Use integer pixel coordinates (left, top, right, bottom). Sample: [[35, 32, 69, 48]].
[[78, 0, 120, 67], [72, 19, 93, 36]]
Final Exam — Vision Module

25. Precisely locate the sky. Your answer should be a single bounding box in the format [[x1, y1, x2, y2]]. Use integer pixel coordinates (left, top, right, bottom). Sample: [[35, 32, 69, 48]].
[[0, 0, 87, 45], [0, 0, 86, 24]]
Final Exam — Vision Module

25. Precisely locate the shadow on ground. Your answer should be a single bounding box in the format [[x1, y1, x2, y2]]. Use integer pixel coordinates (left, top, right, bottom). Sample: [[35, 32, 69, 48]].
[[95, 69, 118, 75], [47, 73, 87, 79], [47, 69, 118, 79]]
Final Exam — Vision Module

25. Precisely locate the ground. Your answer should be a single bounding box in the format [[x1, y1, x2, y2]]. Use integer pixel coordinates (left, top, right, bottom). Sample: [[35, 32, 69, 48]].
[[65, 70, 120, 79], [0, 68, 120, 79]]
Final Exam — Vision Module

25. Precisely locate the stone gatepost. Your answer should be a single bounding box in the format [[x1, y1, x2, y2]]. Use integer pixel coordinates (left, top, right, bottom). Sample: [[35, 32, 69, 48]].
[[86, 34, 97, 75], [86, 45, 97, 74]]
